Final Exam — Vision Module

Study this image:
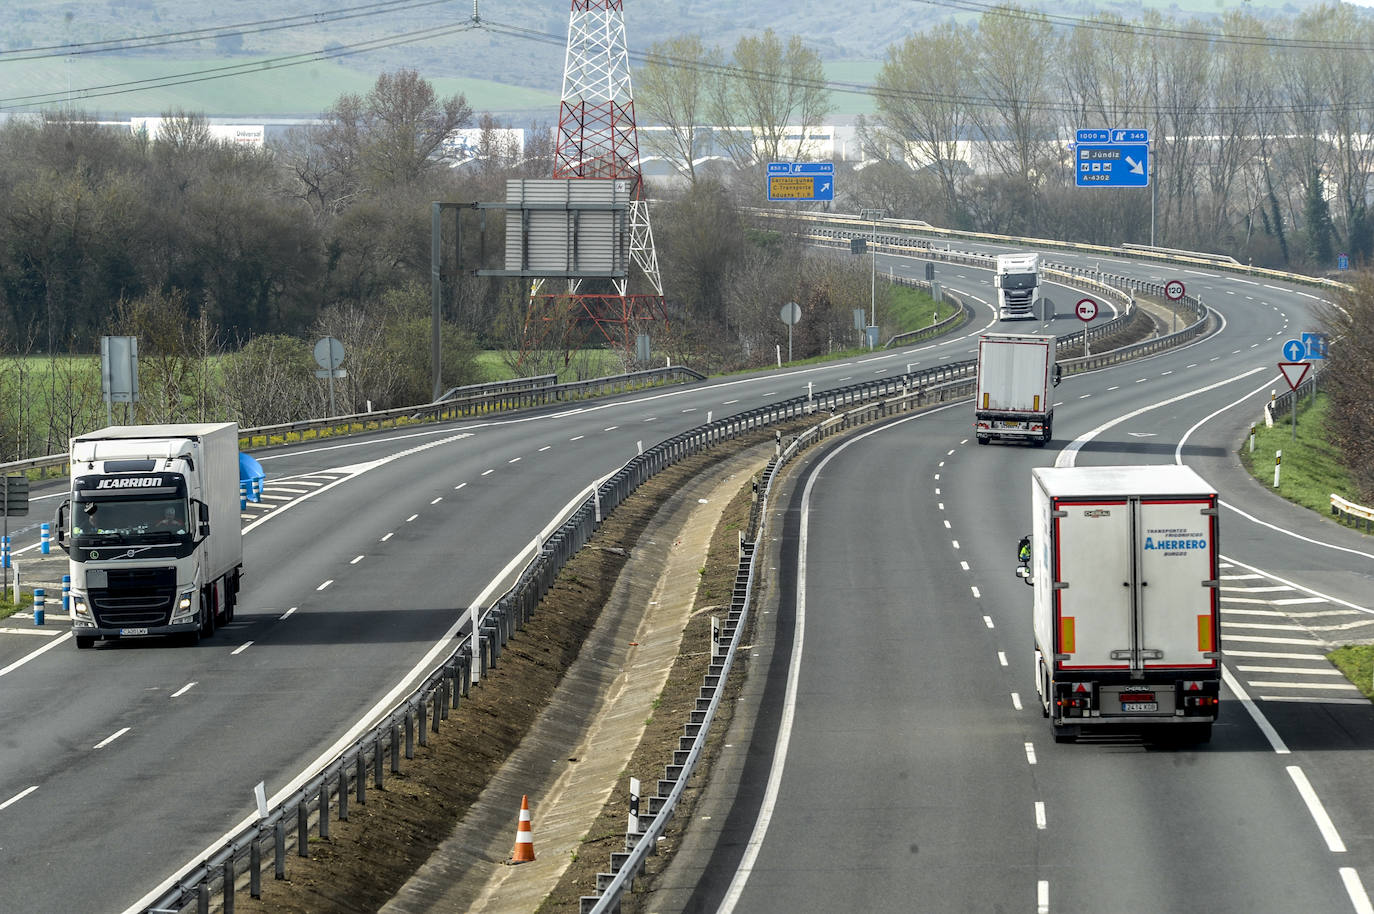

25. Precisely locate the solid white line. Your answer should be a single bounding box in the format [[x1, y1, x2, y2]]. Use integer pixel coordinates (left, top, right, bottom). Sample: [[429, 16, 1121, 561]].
[[1035, 801, 1047, 829], [1223, 666, 1289, 753], [0, 785, 39, 811], [1262, 696, 1370, 705], [1287, 766, 1346, 852], [1037, 880, 1049, 914], [170, 682, 196, 698], [317, 580, 333, 591], [1341, 868, 1374, 914], [1273, 597, 1328, 606], [1222, 621, 1305, 631], [1223, 634, 1320, 645], [1011, 692, 1023, 710], [95, 728, 131, 749], [350, 556, 364, 565], [232, 642, 254, 656], [1024, 742, 1037, 765], [0, 631, 73, 678]]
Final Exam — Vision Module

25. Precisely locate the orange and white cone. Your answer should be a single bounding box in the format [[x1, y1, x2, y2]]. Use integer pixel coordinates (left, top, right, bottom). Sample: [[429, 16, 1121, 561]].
[[511, 794, 536, 863]]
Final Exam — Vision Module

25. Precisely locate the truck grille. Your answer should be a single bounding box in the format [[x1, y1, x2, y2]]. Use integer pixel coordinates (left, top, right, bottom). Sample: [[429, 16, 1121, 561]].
[[90, 567, 178, 627]]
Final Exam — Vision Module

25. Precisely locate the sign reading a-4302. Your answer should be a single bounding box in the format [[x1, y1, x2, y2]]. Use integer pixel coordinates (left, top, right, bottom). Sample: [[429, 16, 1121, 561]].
[[1076, 143, 1149, 188]]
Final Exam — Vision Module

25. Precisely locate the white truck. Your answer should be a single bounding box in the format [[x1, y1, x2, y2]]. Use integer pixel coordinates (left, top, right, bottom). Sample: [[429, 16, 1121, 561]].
[[55, 423, 245, 648], [1019, 465, 1222, 743], [994, 252, 1039, 320], [974, 333, 1060, 446]]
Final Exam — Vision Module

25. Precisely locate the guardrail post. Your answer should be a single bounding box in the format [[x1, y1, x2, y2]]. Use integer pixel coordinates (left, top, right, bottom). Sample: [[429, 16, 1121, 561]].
[[391, 721, 401, 773], [376, 735, 386, 789], [297, 803, 309, 857], [198, 880, 211, 914], [357, 754, 366, 805], [418, 699, 428, 748], [251, 839, 262, 897], [338, 768, 348, 821], [405, 710, 415, 759], [432, 690, 442, 733], [274, 822, 286, 879], [319, 783, 330, 839], [223, 857, 235, 914]]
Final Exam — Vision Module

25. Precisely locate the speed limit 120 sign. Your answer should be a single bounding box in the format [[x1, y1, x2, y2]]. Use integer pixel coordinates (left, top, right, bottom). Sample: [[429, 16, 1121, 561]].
[[1165, 280, 1186, 301], [1075, 298, 1099, 322]]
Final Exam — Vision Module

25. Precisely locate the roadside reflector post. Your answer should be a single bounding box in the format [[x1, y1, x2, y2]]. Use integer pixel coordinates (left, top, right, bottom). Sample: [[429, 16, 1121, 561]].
[[711, 615, 721, 660], [62, 574, 71, 612], [40, 523, 50, 555], [1249, 424, 1256, 454], [33, 587, 43, 626], [1274, 450, 1282, 488], [628, 776, 642, 842]]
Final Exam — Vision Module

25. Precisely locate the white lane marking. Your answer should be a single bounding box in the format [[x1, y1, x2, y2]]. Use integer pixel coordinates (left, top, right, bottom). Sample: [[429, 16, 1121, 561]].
[[538, 445, 552, 452], [406, 514, 419, 522], [603, 426, 618, 431], [508, 456, 521, 463], [1228, 650, 1329, 660], [280, 607, 297, 620], [1134, 377, 1148, 383], [935, 488, 941, 495], [1236, 666, 1345, 676], [1107, 385, 1119, 391], [1035, 801, 1047, 829], [171, 683, 196, 698], [380, 533, 394, 542], [317, 580, 333, 591], [960, 561, 970, 571], [1079, 394, 1091, 399], [643, 417, 658, 422], [1222, 573, 1264, 580], [938, 503, 945, 510], [0, 785, 39, 810], [95, 728, 131, 749], [998, 651, 1008, 666], [1012, 692, 1023, 710], [481, 469, 494, 476], [1037, 880, 1049, 914], [947, 449, 956, 456], [1250, 680, 1359, 691], [934, 473, 941, 480], [0, 631, 73, 678], [1058, 366, 1268, 468], [350, 556, 365, 565], [430, 497, 443, 505], [723, 400, 739, 405], [943, 520, 952, 529], [232, 642, 253, 656], [1340, 868, 1374, 914], [1222, 666, 1289, 754], [983, 615, 994, 627], [454, 483, 467, 491], [682, 407, 697, 413], [1287, 766, 1346, 852], [1024, 742, 1037, 765], [1273, 597, 1327, 606], [952, 540, 960, 550], [971, 586, 981, 599], [938, 460, 945, 468], [570, 435, 584, 441]]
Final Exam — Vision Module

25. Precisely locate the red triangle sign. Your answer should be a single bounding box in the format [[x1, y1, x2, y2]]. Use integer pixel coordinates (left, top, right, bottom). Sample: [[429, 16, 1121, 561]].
[[1074, 683, 1089, 693], [1278, 362, 1310, 391]]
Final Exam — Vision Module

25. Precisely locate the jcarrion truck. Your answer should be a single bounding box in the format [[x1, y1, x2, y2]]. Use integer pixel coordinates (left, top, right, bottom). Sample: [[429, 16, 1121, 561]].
[[975, 333, 1060, 446], [1018, 465, 1222, 743], [55, 423, 245, 649]]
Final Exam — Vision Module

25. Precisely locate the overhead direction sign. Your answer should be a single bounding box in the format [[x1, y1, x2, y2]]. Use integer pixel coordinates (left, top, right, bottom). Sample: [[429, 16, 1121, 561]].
[[1076, 144, 1149, 187], [767, 162, 834, 201], [1278, 362, 1310, 390]]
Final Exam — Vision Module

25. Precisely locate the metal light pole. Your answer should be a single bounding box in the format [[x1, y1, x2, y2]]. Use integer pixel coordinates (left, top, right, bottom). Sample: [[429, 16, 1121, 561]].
[[860, 208, 884, 348]]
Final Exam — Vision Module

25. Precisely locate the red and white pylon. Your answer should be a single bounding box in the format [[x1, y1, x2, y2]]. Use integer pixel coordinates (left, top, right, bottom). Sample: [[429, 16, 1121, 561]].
[[527, 0, 667, 362], [511, 794, 536, 863]]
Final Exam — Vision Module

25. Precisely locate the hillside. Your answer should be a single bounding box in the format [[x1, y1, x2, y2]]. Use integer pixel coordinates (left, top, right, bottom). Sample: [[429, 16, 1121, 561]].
[[0, 0, 1341, 120]]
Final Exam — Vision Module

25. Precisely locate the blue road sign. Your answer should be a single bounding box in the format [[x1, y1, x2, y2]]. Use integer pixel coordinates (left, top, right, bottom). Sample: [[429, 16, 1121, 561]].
[[766, 162, 835, 201], [1301, 332, 1329, 359], [1076, 143, 1149, 187], [1112, 129, 1149, 143], [1338, 252, 1350, 270], [1282, 339, 1307, 362], [1076, 129, 1110, 144]]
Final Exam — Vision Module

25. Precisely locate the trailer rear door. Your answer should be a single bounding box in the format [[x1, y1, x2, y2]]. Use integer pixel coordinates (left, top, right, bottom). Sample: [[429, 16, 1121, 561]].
[[1137, 497, 1219, 670]]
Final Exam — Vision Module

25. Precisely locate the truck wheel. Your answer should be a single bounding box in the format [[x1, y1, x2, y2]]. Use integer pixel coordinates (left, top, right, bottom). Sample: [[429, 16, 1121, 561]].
[[75, 635, 95, 650], [200, 592, 216, 638], [976, 435, 989, 446], [224, 574, 237, 624]]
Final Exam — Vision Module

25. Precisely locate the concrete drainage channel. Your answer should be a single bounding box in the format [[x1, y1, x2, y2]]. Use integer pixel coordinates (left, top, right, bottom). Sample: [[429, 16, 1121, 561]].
[[134, 267, 1212, 914]]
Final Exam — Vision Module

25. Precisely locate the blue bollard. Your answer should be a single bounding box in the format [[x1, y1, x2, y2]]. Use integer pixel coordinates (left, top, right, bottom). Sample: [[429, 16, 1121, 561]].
[[62, 574, 71, 613], [34, 587, 44, 626], [40, 523, 50, 555], [1, 535, 9, 569]]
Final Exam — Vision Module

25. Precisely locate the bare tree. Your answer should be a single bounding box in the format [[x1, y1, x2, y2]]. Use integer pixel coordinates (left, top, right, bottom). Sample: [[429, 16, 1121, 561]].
[[709, 30, 832, 169], [636, 35, 721, 182]]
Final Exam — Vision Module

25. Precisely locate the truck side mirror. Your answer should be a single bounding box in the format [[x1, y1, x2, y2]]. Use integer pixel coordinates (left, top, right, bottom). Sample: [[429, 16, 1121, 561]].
[[196, 500, 210, 540], [1016, 565, 1033, 585], [1051, 364, 1062, 387], [55, 501, 70, 553]]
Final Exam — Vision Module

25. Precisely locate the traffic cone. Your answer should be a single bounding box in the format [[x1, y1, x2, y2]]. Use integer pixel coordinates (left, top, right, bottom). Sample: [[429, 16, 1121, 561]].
[[510, 795, 536, 863]]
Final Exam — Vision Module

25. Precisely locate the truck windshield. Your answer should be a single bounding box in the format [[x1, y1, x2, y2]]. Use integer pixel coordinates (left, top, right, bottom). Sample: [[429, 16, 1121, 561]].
[[73, 497, 189, 544], [1001, 271, 1037, 290]]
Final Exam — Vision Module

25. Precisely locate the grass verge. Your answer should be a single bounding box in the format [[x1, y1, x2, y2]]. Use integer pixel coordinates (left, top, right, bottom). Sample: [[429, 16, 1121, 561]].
[[1237, 392, 1362, 519], [1328, 645, 1374, 700]]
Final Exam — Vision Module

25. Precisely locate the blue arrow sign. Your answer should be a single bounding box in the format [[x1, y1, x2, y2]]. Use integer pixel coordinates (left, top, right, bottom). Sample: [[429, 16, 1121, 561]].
[[1076, 143, 1149, 187], [1282, 339, 1307, 362], [766, 162, 835, 201], [1301, 332, 1329, 359]]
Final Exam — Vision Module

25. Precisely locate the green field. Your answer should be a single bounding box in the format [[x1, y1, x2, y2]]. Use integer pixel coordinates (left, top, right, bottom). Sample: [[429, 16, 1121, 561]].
[[2, 55, 560, 119], [1237, 392, 1361, 519]]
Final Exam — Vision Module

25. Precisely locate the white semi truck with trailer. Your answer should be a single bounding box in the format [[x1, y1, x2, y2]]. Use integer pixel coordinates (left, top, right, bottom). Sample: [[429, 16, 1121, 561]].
[[1019, 465, 1222, 743], [994, 252, 1040, 320], [55, 423, 245, 648], [974, 333, 1060, 446]]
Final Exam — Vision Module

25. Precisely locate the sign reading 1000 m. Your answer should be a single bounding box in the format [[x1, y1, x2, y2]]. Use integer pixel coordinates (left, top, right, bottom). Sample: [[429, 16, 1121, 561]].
[[1075, 129, 1150, 188]]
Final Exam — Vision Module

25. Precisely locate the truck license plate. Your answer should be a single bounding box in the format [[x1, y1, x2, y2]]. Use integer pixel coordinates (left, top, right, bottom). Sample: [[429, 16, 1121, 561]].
[[120, 627, 149, 636], [1122, 701, 1158, 712]]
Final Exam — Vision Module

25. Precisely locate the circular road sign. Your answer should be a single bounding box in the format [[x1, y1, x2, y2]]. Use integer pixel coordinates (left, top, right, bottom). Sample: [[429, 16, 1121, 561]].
[[314, 336, 345, 370], [779, 302, 802, 326], [1075, 298, 1099, 322], [1165, 280, 1186, 301]]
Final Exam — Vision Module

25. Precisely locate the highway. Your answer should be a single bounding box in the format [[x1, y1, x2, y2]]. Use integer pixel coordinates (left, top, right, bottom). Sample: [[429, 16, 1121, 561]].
[[675, 253, 1374, 913], [2, 239, 1367, 913]]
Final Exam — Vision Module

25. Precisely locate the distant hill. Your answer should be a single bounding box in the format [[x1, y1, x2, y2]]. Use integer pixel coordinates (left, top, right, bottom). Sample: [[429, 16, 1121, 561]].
[[0, 0, 1342, 121]]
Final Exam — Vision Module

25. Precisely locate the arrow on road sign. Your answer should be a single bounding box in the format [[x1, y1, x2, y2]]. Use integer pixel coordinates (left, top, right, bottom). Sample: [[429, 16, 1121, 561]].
[[1282, 339, 1306, 362], [1125, 156, 1145, 175], [1277, 362, 1310, 390]]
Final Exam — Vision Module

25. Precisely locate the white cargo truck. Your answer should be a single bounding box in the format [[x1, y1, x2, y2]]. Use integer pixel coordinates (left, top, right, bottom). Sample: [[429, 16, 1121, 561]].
[[1019, 465, 1222, 743], [994, 252, 1039, 320], [55, 423, 245, 648], [974, 333, 1060, 446]]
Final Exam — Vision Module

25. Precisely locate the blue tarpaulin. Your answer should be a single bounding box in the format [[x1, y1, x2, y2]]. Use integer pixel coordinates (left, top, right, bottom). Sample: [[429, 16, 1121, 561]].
[[239, 452, 265, 505]]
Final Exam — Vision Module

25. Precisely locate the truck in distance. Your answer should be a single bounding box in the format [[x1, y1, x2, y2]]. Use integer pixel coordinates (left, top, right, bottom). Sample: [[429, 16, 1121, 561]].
[[994, 252, 1040, 320], [974, 333, 1060, 446], [55, 423, 245, 648], [1018, 465, 1222, 743]]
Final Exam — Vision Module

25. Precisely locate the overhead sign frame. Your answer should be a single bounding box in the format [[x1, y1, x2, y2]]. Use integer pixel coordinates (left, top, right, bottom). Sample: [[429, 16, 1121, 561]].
[[766, 162, 835, 202], [1074, 128, 1150, 188]]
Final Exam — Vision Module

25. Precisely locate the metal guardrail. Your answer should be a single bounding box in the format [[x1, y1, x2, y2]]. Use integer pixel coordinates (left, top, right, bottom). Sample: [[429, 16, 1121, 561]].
[[0, 365, 707, 480], [431, 373, 558, 403], [1330, 494, 1374, 531]]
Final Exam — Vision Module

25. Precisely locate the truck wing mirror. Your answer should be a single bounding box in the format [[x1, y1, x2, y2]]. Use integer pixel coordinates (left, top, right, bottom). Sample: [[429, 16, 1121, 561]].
[[55, 501, 70, 553], [1016, 565, 1033, 585], [1052, 364, 1062, 387], [196, 500, 210, 540]]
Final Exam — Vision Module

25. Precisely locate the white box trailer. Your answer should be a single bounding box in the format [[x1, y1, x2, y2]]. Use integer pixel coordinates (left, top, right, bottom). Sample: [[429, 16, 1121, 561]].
[[1022, 465, 1221, 743], [975, 333, 1059, 446], [56, 423, 245, 648]]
